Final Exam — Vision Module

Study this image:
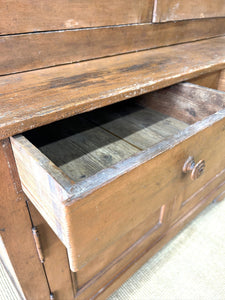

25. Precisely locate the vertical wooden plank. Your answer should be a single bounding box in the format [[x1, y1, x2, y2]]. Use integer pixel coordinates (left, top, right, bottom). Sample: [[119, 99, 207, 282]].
[[218, 70, 225, 92], [189, 71, 222, 90], [153, 0, 225, 22], [0, 139, 49, 300]]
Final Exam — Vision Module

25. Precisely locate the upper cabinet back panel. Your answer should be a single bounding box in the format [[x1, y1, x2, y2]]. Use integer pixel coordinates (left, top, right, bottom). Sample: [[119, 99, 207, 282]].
[[1, 18, 224, 76], [0, 0, 154, 35], [153, 0, 225, 22]]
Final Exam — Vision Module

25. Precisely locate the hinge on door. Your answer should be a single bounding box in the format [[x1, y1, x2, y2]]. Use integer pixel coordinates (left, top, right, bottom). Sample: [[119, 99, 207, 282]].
[[32, 227, 45, 263], [25, 200, 55, 300]]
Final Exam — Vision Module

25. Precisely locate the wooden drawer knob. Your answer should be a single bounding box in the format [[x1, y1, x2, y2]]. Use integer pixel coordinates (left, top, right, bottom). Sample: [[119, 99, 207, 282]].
[[182, 156, 205, 180]]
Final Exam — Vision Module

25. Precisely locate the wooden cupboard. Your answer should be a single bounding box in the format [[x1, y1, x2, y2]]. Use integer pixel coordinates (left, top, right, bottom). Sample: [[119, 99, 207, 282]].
[[0, 1, 225, 299]]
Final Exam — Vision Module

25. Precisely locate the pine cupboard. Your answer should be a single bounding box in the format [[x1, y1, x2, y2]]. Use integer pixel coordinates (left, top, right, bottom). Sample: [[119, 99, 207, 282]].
[[0, 1, 225, 299]]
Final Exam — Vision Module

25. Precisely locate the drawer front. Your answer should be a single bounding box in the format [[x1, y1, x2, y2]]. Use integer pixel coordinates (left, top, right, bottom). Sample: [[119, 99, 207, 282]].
[[66, 114, 225, 271], [168, 118, 225, 222], [11, 131, 173, 272], [11, 109, 225, 272]]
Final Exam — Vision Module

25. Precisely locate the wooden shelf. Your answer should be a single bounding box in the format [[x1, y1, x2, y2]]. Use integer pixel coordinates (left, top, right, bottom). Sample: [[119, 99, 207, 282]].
[[0, 36, 225, 139]]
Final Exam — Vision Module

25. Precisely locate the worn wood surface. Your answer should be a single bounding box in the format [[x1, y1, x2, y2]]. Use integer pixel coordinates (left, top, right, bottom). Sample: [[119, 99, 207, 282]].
[[0, 1, 225, 297], [189, 71, 222, 89], [10, 134, 73, 247], [153, 0, 225, 22], [0, 139, 50, 300], [218, 70, 225, 92], [25, 103, 186, 182], [139, 82, 225, 124], [25, 114, 139, 182], [76, 169, 225, 298], [0, 0, 153, 35], [1, 37, 225, 140], [10, 84, 225, 272], [85, 180, 225, 300], [65, 110, 225, 271], [76, 203, 167, 288], [1, 18, 225, 76], [10, 123, 172, 273], [188, 71, 222, 90], [78, 100, 225, 293], [173, 169, 225, 222], [85, 101, 187, 149]]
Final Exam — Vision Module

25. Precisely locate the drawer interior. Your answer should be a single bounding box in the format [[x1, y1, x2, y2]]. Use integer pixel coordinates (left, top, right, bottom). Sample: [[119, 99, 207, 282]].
[[24, 100, 188, 183], [138, 82, 225, 125], [23, 82, 225, 183]]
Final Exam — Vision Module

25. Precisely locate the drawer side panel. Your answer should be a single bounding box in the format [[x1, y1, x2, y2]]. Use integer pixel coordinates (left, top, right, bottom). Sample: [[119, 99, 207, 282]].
[[10, 136, 72, 248]]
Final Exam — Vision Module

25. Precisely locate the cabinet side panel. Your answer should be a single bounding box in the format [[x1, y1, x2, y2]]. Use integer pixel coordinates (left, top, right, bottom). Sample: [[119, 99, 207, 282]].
[[0, 139, 49, 300]]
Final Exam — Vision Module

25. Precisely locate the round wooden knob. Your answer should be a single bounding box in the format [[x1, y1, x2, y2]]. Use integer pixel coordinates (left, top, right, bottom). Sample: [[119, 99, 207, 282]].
[[182, 156, 205, 180]]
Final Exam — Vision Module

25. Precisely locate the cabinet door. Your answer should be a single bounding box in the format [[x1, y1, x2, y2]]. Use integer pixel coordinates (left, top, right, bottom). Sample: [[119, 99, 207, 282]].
[[0, 0, 154, 35], [153, 0, 225, 22]]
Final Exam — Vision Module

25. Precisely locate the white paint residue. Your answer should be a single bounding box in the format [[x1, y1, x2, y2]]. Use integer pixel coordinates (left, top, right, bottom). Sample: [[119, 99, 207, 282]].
[[64, 19, 79, 28]]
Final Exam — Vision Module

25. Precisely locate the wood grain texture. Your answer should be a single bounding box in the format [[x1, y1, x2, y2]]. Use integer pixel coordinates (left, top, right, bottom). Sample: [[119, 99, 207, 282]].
[[1, 37, 225, 140], [189, 71, 222, 89], [76, 169, 225, 298], [1, 18, 225, 75], [10, 90, 225, 272], [0, 139, 49, 300], [139, 82, 225, 124], [153, 0, 225, 22], [10, 123, 173, 272], [25, 114, 139, 183], [10, 134, 73, 248], [0, 0, 153, 35], [64, 110, 225, 272], [85, 101, 187, 149], [174, 169, 225, 222], [76, 204, 167, 288], [24, 103, 186, 182], [80, 180, 225, 300], [218, 69, 225, 92]]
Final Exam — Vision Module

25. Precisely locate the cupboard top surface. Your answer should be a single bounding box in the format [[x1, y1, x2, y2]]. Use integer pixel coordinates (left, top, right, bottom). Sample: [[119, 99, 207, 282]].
[[0, 37, 225, 139]]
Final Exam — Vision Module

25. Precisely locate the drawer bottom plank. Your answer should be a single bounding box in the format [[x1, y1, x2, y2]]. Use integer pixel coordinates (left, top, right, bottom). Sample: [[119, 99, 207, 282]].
[[24, 102, 187, 184]]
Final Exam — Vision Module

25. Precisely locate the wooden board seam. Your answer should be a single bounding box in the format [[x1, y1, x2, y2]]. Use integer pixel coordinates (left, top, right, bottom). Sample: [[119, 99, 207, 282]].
[[1, 25, 225, 77]]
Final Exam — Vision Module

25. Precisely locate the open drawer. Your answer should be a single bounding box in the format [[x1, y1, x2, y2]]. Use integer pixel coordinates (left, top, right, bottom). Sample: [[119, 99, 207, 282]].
[[10, 83, 225, 272]]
